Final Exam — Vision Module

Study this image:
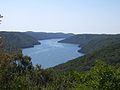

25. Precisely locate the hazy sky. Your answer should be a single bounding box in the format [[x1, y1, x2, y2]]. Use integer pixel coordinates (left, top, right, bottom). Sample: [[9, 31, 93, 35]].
[[0, 0, 120, 34]]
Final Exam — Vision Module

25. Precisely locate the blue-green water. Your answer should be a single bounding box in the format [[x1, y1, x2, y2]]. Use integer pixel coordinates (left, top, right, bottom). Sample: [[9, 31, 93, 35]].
[[23, 39, 83, 68]]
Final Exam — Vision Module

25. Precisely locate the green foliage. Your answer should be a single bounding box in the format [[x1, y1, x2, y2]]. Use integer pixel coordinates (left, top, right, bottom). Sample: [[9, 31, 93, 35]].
[[24, 31, 74, 40], [0, 32, 40, 52], [53, 40, 120, 72], [0, 52, 52, 90], [45, 60, 120, 90], [81, 60, 120, 90], [0, 52, 120, 90], [59, 34, 120, 54]]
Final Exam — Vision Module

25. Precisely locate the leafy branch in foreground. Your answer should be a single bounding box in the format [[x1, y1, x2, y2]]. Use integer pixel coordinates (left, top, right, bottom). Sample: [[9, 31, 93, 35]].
[[1, 52, 120, 90]]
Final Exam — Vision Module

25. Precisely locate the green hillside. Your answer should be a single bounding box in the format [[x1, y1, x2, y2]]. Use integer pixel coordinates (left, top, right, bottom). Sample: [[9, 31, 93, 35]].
[[0, 32, 40, 52], [53, 34, 120, 72], [59, 34, 120, 53], [24, 31, 74, 40], [1, 48, 120, 90]]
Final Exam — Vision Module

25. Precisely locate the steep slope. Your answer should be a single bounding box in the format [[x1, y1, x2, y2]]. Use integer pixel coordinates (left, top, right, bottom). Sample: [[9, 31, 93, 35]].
[[59, 34, 120, 53], [53, 34, 120, 72], [24, 31, 74, 40], [0, 32, 40, 52], [53, 42, 120, 72]]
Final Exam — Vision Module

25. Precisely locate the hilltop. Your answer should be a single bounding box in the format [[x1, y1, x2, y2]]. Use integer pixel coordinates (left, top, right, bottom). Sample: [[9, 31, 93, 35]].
[[24, 31, 74, 40]]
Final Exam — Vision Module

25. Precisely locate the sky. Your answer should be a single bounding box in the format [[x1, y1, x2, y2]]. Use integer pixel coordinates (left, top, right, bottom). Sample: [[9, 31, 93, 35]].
[[0, 0, 120, 34]]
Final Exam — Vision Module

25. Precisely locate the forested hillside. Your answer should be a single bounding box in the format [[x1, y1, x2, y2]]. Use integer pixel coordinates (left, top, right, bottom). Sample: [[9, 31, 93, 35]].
[[54, 34, 120, 72], [24, 31, 74, 40], [59, 34, 120, 53], [0, 32, 40, 52], [0, 51, 120, 90]]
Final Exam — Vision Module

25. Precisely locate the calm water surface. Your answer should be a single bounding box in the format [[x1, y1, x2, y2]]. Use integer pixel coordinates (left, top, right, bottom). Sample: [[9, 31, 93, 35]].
[[23, 39, 83, 68]]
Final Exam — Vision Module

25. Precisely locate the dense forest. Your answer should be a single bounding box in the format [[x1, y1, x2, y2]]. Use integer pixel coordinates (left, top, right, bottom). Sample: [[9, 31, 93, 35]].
[[24, 31, 74, 40], [0, 32, 40, 52], [59, 34, 120, 53], [54, 36, 120, 72], [0, 33, 120, 89], [0, 52, 120, 89]]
